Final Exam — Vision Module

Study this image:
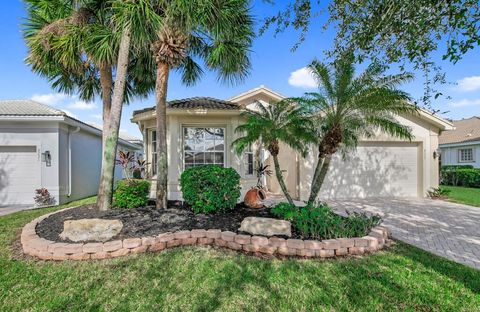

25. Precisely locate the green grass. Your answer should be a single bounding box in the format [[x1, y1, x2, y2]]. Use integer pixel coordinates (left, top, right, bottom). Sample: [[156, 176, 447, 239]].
[[1, 197, 479, 311], [442, 185, 480, 207]]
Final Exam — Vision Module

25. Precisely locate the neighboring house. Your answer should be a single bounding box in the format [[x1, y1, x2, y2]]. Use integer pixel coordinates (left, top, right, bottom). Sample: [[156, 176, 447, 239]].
[[0, 100, 141, 206], [131, 85, 454, 201], [439, 116, 480, 168]]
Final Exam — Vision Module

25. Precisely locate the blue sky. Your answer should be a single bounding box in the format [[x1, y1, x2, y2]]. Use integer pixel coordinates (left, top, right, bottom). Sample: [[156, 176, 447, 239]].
[[1, 1, 479, 138]]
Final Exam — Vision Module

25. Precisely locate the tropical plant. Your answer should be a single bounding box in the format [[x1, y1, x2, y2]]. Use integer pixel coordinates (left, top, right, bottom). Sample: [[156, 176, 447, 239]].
[[33, 188, 56, 207], [255, 162, 272, 189], [23, 0, 156, 210], [115, 150, 136, 179], [233, 100, 316, 205], [140, 0, 254, 209], [292, 52, 416, 205], [133, 158, 149, 179]]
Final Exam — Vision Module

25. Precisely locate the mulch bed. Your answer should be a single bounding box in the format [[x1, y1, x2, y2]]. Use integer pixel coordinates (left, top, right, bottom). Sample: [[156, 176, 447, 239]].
[[36, 201, 282, 243]]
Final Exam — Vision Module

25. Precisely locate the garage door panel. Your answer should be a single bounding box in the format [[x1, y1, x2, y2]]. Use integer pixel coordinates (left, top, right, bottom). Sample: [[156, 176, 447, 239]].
[[319, 143, 419, 199], [0, 145, 41, 206]]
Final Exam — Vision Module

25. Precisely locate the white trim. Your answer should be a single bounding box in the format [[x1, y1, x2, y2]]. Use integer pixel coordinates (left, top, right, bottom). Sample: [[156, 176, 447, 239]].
[[458, 148, 475, 163], [439, 140, 480, 148], [181, 125, 227, 171]]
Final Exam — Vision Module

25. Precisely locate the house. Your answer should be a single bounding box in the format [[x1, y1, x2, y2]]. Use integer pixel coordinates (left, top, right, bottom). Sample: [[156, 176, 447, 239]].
[[0, 100, 141, 206], [131, 86, 454, 201], [439, 116, 480, 168]]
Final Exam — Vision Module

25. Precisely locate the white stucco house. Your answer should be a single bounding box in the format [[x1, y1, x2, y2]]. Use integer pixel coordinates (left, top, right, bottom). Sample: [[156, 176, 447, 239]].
[[0, 100, 141, 207], [131, 86, 454, 201], [439, 117, 480, 168]]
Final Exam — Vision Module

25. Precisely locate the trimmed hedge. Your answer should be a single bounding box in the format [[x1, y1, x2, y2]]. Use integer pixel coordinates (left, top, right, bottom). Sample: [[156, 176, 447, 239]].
[[441, 166, 480, 188], [180, 165, 241, 214], [113, 179, 151, 209]]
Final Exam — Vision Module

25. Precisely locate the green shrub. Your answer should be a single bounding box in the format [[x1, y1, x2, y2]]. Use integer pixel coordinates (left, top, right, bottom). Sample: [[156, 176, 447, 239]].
[[272, 203, 381, 240], [441, 167, 480, 188], [113, 179, 150, 209], [180, 165, 241, 214]]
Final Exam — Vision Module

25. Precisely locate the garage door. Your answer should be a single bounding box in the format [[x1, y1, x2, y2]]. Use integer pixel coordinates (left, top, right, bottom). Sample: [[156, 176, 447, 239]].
[[0, 146, 41, 206], [319, 142, 420, 199]]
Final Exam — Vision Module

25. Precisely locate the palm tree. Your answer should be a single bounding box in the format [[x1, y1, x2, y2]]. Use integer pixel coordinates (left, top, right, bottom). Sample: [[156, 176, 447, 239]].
[[233, 101, 316, 205], [293, 52, 417, 205], [148, 0, 255, 209], [23, 0, 156, 210]]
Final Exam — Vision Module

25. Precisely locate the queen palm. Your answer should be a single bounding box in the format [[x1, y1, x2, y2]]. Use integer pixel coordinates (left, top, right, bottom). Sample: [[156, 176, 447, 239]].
[[149, 0, 254, 209], [233, 101, 315, 205], [23, 0, 156, 210], [294, 52, 417, 205]]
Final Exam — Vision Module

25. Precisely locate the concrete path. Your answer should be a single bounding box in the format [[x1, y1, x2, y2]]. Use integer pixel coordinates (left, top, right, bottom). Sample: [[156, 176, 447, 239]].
[[0, 205, 35, 217], [328, 198, 480, 270]]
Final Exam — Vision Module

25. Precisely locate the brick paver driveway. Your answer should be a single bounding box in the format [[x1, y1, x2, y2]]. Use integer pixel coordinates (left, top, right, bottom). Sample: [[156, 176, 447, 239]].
[[328, 198, 480, 269]]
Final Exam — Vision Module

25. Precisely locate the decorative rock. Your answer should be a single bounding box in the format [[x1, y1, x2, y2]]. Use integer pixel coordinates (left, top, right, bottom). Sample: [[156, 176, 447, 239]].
[[239, 217, 291, 237], [59, 219, 123, 242]]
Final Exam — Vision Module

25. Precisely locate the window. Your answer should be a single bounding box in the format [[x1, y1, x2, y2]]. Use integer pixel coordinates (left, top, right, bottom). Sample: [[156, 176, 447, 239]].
[[244, 145, 254, 175], [184, 127, 225, 170], [458, 148, 474, 162], [151, 130, 157, 175]]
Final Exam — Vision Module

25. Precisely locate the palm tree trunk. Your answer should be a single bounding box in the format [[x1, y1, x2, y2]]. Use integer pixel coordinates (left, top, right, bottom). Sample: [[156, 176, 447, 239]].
[[307, 154, 332, 205], [272, 154, 295, 206], [155, 62, 170, 209], [97, 26, 131, 211], [97, 64, 113, 207]]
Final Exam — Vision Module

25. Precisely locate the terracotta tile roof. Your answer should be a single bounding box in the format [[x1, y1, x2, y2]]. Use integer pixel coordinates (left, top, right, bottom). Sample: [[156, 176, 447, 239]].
[[133, 97, 239, 115], [0, 100, 66, 116], [439, 116, 480, 145]]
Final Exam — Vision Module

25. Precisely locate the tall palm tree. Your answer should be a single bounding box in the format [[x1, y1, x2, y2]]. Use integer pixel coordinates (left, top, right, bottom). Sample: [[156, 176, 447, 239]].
[[293, 52, 417, 205], [23, 0, 156, 210], [233, 101, 316, 205], [148, 0, 255, 209]]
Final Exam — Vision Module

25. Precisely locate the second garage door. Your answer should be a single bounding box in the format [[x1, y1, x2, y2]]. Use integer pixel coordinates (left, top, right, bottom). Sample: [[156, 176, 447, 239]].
[[319, 142, 421, 199], [0, 145, 41, 206]]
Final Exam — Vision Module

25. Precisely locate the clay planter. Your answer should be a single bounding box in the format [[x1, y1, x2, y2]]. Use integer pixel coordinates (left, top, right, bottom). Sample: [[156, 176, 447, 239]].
[[244, 188, 266, 209]]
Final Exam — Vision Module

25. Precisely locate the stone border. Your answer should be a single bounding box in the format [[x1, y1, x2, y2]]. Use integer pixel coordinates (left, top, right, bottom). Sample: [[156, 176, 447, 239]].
[[21, 209, 390, 261]]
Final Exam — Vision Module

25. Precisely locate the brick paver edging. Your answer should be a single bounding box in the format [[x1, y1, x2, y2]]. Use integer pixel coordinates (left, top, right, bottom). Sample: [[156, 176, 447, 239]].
[[21, 208, 390, 261]]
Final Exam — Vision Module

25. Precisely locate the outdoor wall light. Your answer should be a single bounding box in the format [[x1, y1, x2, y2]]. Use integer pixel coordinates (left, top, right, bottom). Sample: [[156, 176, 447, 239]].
[[42, 150, 52, 167]]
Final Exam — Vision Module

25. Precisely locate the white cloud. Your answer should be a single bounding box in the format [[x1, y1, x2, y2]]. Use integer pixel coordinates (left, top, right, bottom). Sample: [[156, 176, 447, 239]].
[[450, 98, 480, 108], [456, 76, 480, 92], [68, 100, 97, 110], [61, 109, 78, 119], [31, 93, 67, 106], [288, 67, 317, 89], [91, 114, 102, 119]]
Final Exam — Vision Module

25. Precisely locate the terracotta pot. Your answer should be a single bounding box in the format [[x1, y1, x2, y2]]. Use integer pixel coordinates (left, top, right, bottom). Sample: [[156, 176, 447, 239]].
[[244, 188, 267, 209]]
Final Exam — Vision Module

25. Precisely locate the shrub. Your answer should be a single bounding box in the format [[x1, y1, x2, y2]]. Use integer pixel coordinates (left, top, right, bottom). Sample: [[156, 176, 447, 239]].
[[272, 203, 381, 240], [33, 188, 56, 207], [113, 179, 150, 209], [180, 165, 241, 214], [441, 167, 480, 188], [427, 186, 451, 199]]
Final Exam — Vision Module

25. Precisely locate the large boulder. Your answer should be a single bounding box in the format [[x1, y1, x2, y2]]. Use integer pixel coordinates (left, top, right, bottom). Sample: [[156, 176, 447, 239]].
[[60, 219, 123, 242], [239, 217, 291, 237]]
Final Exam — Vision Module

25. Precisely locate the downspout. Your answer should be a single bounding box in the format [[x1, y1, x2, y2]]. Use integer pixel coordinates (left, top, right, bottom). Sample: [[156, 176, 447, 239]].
[[67, 126, 81, 197]]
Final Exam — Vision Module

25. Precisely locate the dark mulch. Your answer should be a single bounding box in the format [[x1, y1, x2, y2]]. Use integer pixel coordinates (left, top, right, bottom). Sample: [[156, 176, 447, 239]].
[[36, 201, 279, 243]]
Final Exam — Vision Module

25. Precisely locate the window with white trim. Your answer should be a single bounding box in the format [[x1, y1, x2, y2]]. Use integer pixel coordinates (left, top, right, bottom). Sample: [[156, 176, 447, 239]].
[[151, 130, 157, 175], [458, 148, 474, 162], [184, 127, 225, 170], [244, 145, 254, 175]]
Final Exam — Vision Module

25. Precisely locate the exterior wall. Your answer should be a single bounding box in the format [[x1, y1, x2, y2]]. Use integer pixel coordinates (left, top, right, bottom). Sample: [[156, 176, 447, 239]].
[[440, 142, 480, 168], [139, 113, 257, 201], [0, 121, 60, 205]]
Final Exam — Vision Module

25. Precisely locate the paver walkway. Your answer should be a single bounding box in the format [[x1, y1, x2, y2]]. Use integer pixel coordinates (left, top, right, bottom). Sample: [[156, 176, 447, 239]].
[[0, 205, 35, 217], [328, 198, 480, 269]]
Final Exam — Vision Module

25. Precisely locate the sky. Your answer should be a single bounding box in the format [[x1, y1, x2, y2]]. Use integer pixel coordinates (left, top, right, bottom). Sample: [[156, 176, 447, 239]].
[[1, 1, 479, 139]]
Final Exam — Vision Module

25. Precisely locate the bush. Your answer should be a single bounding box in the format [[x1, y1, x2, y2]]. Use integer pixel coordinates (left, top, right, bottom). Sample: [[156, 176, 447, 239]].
[[441, 167, 480, 188], [427, 186, 451, 199], [180, 165, 241, 214], [272, 203, 381, 240], [113, 179, 150, 209], [33, 188, 56, 207]]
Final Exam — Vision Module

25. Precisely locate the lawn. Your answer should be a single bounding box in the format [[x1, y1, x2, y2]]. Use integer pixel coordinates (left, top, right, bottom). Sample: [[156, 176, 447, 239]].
[[442, 185, 480, 207], [0, 198, 479, 311]]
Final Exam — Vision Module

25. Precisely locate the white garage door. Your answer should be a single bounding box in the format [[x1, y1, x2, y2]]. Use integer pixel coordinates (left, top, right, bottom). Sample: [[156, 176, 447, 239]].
[[0, 146, 41, 206], [319, 142, 420, 199]]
